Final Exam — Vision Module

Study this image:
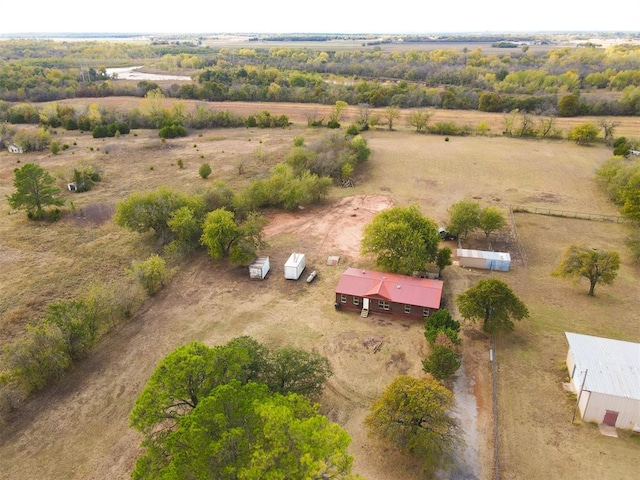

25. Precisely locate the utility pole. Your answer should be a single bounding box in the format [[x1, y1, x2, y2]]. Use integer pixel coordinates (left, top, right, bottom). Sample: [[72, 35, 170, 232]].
[[572, 369, 588, 423]]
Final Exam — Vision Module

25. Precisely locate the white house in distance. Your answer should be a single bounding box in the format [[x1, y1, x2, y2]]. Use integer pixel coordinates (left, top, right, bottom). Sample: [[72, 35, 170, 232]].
[[565, 332, 640, 430]]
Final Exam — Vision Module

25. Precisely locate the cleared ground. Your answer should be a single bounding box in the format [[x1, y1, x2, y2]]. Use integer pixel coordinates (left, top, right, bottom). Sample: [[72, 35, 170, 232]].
[[1, 104, 639, 479]]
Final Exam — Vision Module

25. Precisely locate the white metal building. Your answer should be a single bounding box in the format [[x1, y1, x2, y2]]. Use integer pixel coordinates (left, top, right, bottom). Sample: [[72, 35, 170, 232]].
[[456, 248, 511, 271], [565, 332, 640, 430]]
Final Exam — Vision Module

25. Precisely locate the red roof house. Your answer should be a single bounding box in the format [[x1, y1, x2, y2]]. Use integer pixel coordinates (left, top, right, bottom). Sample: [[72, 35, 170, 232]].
[[335, 267, 443, 320]]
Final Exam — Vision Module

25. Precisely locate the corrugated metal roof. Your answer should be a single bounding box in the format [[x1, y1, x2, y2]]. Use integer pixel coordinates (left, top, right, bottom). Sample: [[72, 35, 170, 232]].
[[335, 267, 443, 309], [457, 249, 511, 261], [565, 332, 640, 400]]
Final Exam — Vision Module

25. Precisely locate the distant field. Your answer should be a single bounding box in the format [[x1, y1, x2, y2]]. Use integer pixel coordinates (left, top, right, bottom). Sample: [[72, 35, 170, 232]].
[[1, 103, 639, 480]]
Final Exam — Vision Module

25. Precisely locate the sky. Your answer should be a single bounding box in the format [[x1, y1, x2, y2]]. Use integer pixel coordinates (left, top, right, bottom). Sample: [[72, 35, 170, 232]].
[[2, 1, 638, 35]]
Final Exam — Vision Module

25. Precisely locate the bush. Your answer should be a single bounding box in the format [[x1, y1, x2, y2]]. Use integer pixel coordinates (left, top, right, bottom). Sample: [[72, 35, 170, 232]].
[[50, 141, 60, 155], [128, 255, 168, 296], [2, 324, 71, 394], [46, 300, 99, 360], [159, 124, 187, 139], [199, 163, 212, 179]]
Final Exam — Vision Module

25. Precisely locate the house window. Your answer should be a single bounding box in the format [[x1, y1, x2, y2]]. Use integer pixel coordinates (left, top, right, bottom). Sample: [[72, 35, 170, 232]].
[[423, 308, 430, 317], [340, 294, 347, 303], [353, 296, 360, 306], [404, 305, 411, 314], [378, 300, 390, 311]]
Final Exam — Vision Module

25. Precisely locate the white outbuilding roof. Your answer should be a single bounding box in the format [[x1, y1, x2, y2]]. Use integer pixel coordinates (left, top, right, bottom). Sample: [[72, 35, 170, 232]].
[[565, 332, 640, 400]]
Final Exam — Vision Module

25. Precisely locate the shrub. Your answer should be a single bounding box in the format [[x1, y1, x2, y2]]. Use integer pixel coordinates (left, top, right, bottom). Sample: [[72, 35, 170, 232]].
[[129, 255, 168, 296], [159, 124, 187, 139], [199, 163, 212, 179], [2, 323, 71, 394], [50, 141, 60, 155]]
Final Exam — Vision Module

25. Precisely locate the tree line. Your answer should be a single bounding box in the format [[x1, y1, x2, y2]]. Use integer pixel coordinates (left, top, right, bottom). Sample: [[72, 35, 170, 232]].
[[1, 39, 640, 116]]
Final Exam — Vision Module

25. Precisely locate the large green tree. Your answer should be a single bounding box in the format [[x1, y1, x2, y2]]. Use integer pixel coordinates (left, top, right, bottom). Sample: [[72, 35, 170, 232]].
[[200, 208, 267, 265], [115, 187, 200, 245], [552, 244, 621, 296], [132, 381, 356, 480], [130, 337, 333, 437], [263, 347, 332, 398], [6, 163, 64, 219], [131, 338, 348, 480], [478, 206, 506, 241], [365, 375, 459, 476], [457, 278, 529, 334], [361, 204, 440, 275], [447, 199, 481, 240]]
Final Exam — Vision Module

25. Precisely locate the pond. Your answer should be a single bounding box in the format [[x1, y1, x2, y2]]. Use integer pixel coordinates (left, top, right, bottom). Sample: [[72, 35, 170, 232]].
[[106, 66, 192, 82]]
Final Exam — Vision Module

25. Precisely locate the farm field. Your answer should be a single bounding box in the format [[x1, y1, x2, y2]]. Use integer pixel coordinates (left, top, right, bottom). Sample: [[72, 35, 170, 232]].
[[1, 104, 639, 479]]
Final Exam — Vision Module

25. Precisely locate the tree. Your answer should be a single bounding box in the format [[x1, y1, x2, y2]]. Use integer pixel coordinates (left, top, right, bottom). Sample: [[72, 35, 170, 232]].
[[435, 247, 452, 278], [361, 204, 441, 275], [447, 199, 481, 239], [328, 100, 348, 128], [7, 163, 64, 220], [129, 338, 268, 436], [115, 188, 197, 245], [479, 206, 506, 241], [568, 123, 599, 145], [552, 244, 621, 296], [365, 375, 459, 476], [407, 109, 432, 133], [422, 345, 461, 380], [457, 278, 529, 334], [383, 106, 400, 131], [599, 119, 620, 144], [166, 204, 206, 254], [558, 94, 580, 117], [200, 208, 267, 265], [424, 309, 461, 346], [198, 162, 212, 179], [263, 347, 332, 398], [132, 381, 355, 480]]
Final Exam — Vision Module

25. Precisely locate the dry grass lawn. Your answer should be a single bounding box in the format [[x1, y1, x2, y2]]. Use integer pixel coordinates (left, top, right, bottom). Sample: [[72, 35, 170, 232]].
[[1, 101, 639, 480]]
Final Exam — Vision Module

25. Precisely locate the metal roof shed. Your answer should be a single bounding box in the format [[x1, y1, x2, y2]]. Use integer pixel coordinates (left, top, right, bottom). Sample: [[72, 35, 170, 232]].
[[457, 248, 511, 271], [565, 332, 640, 430]]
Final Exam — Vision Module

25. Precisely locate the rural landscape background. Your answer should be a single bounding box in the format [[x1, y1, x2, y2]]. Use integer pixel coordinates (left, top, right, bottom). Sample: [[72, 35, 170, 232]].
[[1, 31, 639, 479]]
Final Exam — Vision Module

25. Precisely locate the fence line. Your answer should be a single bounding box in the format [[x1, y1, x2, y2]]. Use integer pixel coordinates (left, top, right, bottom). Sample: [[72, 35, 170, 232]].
[[509, 205, 527, 267], [511, 205, 630, 223], [492, 335, 500, 480]]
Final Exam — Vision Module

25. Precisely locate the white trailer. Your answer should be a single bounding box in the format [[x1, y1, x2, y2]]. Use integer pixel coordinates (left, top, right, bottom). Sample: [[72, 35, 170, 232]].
[[249, 257, 270, 280], [284, 253, 306, 280]]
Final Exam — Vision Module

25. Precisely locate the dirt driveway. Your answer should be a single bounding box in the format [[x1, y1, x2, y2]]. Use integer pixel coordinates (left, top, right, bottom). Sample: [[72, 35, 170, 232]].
[[0, 194, 487, 479]]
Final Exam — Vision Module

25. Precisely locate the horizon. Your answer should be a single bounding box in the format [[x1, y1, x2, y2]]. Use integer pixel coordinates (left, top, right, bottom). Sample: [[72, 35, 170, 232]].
[[3, 1, 639, 36]]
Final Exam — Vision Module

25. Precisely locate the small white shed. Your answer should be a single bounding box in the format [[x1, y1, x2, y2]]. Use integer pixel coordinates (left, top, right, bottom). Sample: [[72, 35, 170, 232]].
[[566, 332, 640, 430], [249, 257, 270, 280], [284, 253, 306, 280], [457, 248, 511, 271]]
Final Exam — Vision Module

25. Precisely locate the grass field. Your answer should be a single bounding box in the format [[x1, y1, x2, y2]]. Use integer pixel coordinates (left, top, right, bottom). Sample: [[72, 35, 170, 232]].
[[0, 102, 639, 479]]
